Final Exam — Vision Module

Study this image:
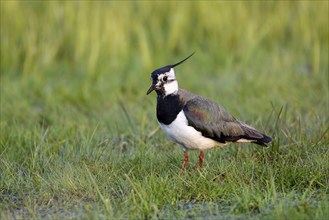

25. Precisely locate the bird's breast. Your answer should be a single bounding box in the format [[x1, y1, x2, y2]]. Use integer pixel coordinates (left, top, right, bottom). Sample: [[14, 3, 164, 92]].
[[156, 94, 183, 125], [158, 111, 222, 151]]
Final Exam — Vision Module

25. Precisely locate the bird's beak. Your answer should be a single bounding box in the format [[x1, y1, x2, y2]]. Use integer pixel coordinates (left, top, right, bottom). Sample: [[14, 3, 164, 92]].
[[146, 84, 155, 95]]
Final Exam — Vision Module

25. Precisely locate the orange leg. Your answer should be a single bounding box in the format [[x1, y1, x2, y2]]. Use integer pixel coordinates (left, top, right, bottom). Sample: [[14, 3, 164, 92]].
[[180, 151, 189, 174], [199, 151, 204, 168]]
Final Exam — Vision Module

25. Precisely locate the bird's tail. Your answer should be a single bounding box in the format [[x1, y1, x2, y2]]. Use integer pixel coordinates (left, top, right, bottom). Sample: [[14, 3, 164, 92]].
[[240, 123, 272, 147], [254, 134, 272, 146]]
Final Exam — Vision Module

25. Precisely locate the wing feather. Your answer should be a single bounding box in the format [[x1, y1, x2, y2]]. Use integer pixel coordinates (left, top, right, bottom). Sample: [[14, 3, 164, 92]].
[[183, 96, 271, 146]]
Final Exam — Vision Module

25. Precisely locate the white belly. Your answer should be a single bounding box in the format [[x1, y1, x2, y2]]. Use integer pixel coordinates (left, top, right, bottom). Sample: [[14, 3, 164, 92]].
[[158, 111, 225, 151]]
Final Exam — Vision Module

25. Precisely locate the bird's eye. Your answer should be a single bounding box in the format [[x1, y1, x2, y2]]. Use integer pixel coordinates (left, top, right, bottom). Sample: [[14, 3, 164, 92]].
[[163, 76, 168, 81]]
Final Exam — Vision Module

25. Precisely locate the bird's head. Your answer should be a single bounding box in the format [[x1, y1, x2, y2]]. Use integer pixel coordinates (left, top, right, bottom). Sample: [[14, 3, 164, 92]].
[[146, 52, 195, 96]]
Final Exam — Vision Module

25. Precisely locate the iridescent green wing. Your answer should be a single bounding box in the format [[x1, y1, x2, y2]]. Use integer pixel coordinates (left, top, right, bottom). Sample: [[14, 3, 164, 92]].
[[183, 96, 268, 145]]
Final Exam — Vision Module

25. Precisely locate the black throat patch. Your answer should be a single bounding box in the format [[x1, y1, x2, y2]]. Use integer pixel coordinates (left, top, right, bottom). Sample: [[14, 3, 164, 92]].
[[156, 94, 184, 125]]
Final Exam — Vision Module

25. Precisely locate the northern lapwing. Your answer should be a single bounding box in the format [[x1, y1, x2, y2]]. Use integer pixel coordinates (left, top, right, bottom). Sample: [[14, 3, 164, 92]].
[[147, 53, 272, 173]]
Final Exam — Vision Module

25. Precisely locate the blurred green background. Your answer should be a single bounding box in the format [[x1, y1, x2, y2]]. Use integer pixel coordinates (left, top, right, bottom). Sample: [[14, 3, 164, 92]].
[[1, 1, 328, 219], [1, 1, 328, 130]]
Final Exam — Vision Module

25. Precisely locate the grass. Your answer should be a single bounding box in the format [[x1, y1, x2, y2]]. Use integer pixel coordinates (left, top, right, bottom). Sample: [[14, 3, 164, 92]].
[[1, 1, 328, 219]]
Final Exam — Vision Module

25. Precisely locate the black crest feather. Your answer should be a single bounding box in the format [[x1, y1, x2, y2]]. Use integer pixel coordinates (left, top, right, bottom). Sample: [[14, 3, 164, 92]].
[[171, 52, 195, 68], [150, 52, 195, 81]]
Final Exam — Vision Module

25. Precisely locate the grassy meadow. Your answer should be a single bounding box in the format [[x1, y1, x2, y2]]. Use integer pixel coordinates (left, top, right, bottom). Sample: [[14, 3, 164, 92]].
[[1, 1, 328, 219]]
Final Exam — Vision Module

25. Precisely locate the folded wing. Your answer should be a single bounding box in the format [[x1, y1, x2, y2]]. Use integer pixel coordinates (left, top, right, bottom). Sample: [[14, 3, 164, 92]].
[[183, 96, 272, 146]]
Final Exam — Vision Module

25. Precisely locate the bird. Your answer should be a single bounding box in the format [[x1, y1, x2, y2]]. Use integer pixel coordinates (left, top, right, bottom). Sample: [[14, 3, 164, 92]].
[[146, 53, 272, 173]]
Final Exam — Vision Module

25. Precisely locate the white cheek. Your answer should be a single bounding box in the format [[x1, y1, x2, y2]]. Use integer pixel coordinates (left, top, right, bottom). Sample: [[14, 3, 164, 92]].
[[168, 68, 176, 77], [164, 80, 178, 95]]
